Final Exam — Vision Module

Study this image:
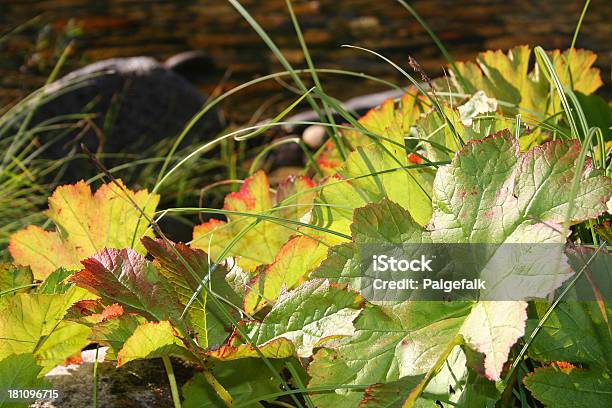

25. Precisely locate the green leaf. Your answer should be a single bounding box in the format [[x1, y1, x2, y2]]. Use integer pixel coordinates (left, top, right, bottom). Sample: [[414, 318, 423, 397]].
[[9, 180, 159, 279], [210, 279, 363, 360], [37, 268, 74, 294], [308, 303, 470, 407], [182, 358, 283, 408], [311, 243, 358, 289], [342, 143, 433, 226], [0, 292, 90, 373], [524, 364, 612, 408], [0, 354, 50, 408], [117, 321, 195, 366], [351, 198, 429, 244], [310, 131, 612, 398], [311, 174, 372, 239], [0, 263, 33, 309], [527, 300, 612, 371], [431, 131, 610, 243], [430, 133, 608, 379]]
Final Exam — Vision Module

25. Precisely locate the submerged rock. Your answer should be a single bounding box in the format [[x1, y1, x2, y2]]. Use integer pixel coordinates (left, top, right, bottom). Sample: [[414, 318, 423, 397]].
[[14, 54, 222, 182]]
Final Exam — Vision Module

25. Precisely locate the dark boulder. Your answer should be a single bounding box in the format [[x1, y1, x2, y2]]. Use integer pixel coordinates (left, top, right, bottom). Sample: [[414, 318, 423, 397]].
[[16, 55, 222, 182]]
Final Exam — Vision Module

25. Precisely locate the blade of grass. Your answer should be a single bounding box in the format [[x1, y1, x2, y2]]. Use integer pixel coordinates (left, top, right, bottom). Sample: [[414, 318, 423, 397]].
[[228, 0, 346, 162], [132, 87, 314, 248], [394, 0, 471, 92], [342, 44, 463, 147], [1, 42, 74, 170], [234, 87, 315, 141], [249, 137, 300, 174], [534, 46, 581, 140], [152, 67, 402, 195], [570, 0, 591, 49], [285, 0, 347, 160], [0, 15, 41, 44], [502, 240, 606, 385]]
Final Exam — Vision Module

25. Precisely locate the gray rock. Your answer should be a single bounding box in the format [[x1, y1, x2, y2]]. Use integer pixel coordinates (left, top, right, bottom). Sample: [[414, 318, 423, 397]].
[[15, 55, 222, 182]]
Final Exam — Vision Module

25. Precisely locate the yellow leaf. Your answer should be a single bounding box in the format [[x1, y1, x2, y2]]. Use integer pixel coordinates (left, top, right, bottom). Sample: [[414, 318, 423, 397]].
[[9, 180, 159, 279]]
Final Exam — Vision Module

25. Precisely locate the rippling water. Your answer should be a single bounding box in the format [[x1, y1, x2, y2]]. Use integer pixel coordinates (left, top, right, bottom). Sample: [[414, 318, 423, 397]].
[[1, 0, 610, 121]]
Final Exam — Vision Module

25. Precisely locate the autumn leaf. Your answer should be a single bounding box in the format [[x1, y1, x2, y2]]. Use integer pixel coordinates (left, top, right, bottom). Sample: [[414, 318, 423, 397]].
[[192, 171, 316, 272], [142, 238, 210, 345], [9, 180, 159, 279], [143, 237, 241, 347], [243, 236, 329, 314], [316, 89, 428, 176], [69, 247, 195, 329], [448, 46, 602, 119], [117, 321, 196, 366]]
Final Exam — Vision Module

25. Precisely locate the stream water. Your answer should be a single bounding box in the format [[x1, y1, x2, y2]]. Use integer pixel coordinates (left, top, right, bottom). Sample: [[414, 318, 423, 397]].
[[1, 0, 610, 121]]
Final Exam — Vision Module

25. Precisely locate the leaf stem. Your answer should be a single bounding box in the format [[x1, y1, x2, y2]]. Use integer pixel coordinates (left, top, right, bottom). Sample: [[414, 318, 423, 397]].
[[394, 0, 471, 93], [162, 356, 183, 408], [93, 346, 99, 408], [202, 368, 234, 407]]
